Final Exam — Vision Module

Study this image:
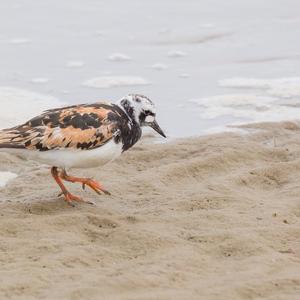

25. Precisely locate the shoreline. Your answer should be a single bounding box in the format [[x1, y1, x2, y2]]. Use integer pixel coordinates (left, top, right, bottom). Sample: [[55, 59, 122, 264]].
[[0, 120, 299, 299]]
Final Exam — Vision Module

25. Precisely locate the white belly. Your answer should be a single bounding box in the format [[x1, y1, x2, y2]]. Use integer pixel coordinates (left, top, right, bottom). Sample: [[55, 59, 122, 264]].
[[0, 140, 123, 169]]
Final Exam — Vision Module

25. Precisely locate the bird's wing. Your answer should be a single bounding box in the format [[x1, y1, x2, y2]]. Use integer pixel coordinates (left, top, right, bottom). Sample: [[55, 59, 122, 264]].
[[0, 103, 123, 151]]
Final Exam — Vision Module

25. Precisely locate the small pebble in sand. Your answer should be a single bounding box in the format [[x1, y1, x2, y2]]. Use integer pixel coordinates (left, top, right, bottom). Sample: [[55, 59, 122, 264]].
[[279, 248, 294, 254]]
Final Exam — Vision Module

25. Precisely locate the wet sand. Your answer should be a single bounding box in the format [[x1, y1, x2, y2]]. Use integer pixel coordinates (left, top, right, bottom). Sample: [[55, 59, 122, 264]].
[[0, 122, 299, 300]]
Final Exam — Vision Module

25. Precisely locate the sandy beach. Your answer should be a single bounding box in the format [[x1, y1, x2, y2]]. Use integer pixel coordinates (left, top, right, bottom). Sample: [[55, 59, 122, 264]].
[[0, 0, 300, 299], [0, 121, 299, 300]]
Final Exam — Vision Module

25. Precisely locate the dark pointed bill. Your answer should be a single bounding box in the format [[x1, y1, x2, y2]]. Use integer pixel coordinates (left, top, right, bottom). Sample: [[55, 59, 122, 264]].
[[150, 120, 166, 138]]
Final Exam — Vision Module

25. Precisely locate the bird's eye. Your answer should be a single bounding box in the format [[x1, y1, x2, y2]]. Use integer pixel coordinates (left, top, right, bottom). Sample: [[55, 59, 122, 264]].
[[144, 110, 154, 116]]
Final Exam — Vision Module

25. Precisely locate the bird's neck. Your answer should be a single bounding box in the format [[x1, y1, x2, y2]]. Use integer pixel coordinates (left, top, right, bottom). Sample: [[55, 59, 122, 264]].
[[117, 100, 140, 125], [114, 102, 142, 152]]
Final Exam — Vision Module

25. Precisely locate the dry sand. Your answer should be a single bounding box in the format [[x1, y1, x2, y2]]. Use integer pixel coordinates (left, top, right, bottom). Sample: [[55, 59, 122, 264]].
[[0, 122, 299, 300]]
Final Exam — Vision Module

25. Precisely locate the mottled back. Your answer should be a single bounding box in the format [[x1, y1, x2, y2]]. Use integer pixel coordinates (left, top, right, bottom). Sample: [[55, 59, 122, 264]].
[[0, 103, 125, 151]]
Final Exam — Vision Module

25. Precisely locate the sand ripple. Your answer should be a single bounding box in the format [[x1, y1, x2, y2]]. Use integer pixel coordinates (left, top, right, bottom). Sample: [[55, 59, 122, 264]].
[[0, 122, 299, 299]]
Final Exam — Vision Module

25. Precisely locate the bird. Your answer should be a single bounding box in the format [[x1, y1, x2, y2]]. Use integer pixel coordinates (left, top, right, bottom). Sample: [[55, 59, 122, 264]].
[[0, 94, 166, 205]]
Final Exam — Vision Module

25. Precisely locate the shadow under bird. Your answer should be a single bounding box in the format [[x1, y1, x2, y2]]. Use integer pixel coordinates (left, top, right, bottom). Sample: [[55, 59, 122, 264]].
[[0, 94, 166, 205]]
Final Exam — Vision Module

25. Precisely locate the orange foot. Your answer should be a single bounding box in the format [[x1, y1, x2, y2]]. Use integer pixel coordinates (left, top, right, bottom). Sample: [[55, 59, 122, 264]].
[[51, 167, 96, 206], [64, 191, 94, 206], [60, 170, 111, 196], [81, 178, 111, 195]]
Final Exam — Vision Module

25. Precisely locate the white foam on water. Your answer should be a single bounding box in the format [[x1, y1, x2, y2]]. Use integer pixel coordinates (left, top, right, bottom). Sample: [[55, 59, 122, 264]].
[[202, 125, 247, 135], [107, 53, 131, 62], [83, 76, 150, 89], [94, 30, 106, 37], [151, 63, 168, 70], [157, 33, 231, 45], [61, 90, 70, 94], [219, 77, 300, 98], [66, 61, 85, 68], [200, 23, 215, 28], [0, 171, 18, 188], [9, 38, 31, 44], [167, 50, 187, 58], [179, 73, 190, 78], [30, 78, 49, 84], [189, 93, 300, 122], [269, 84, 300, 98], [0, 87, 63, 129], [158, 28, 173, 34]]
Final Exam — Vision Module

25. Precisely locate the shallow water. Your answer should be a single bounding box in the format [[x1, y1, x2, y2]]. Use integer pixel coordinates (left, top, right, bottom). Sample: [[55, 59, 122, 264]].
[[0, 171, 18, 187], [0, 0, 300, 137]]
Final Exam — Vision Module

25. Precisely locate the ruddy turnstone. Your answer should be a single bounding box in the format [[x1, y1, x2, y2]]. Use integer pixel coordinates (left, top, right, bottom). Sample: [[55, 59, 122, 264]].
[[0, 94, 166, 205]]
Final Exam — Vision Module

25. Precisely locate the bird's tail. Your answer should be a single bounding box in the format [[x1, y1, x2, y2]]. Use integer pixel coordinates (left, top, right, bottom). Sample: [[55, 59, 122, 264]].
[[0, 128, 26, 149]]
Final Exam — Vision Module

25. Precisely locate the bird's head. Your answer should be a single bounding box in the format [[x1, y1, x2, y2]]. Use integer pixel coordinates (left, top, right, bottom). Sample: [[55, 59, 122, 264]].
[[117, 94, 166, 138]]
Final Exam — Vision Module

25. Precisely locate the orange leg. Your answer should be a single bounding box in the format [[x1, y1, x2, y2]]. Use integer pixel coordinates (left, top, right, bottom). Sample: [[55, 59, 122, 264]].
[[59, 169, 111, 196], [51, 167, 94, 206]]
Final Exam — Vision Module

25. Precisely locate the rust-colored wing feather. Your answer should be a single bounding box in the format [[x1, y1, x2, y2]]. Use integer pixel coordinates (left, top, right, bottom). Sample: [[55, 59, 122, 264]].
[[0, 103, 122, 151]]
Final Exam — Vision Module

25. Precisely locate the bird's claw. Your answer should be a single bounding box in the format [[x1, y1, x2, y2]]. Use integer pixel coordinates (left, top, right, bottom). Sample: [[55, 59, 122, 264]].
[[102, 189, 111, 195], [81, 179, 111, 196], [63, 192, 94, 206]]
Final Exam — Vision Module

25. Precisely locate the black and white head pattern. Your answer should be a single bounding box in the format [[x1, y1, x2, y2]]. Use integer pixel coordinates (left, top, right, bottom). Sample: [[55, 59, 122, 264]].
[[118, 94, 156, 126]]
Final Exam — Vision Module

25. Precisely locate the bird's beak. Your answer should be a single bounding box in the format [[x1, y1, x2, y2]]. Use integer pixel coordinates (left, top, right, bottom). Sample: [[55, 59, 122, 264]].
[[150, 120, 166, 138]]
